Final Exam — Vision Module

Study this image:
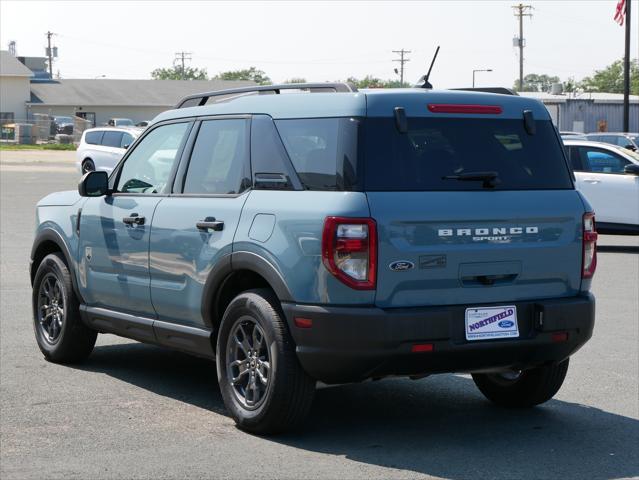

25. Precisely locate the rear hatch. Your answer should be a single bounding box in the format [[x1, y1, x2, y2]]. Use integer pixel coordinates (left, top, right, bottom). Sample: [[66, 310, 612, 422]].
[[364, 101, 585, 308]]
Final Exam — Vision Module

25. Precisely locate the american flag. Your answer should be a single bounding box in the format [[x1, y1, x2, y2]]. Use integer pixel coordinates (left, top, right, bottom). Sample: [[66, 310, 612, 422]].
[[614, 0, 626, 26]]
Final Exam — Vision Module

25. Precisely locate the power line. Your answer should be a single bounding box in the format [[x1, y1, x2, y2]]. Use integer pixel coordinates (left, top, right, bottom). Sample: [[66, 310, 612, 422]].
[[512, 4, 533, 90], [174, 51, 192, 79], [392, 49, 411, 85]]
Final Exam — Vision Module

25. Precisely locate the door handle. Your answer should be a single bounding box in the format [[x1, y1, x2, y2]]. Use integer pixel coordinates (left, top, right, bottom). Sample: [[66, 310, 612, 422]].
[[123, 213, 145, 226], [196, 217, 224, 232], [584, 179, 600, 184]]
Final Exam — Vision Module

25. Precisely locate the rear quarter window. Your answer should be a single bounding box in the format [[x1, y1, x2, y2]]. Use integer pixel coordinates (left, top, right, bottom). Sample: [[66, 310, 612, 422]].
[[364, 117, 573, 191], [84, 131, 104, 145], [102, 131, 124, 148]]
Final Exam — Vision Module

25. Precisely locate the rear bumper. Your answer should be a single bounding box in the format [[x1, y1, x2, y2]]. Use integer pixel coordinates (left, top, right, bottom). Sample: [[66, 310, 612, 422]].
[[281, 293, 595, 384]]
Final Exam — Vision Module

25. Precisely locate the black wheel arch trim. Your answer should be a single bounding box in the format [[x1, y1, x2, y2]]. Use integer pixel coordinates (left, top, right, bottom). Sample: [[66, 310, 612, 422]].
[[200, 251, 293, 330], [30, 228, 84, 303]]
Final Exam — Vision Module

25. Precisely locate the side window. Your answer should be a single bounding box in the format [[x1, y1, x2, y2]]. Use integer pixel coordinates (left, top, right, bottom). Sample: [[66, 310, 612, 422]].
[[116, 122, 189, 194], [251, 115, 300, 190], [85, 131, 103, 145], [580, 147, 630, 174], [183, 119, 250, 195], [615, 136, 632, 148], [120, 132, 134, 149], [102, 131, 124, 148]]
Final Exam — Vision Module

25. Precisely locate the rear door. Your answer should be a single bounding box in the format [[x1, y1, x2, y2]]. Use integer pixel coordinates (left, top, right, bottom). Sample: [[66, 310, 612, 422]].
[[570, 145, 639, 225], [149, 117, 251, 327], [364, 113, 585, 308]]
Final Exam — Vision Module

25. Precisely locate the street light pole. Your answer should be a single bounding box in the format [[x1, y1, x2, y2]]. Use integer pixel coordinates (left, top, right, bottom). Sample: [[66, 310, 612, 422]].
[[472, 69, 493, 88]]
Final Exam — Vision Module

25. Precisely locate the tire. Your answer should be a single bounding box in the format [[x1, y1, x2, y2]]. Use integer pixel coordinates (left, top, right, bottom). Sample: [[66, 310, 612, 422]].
[[472, 359, 569, 408], [32, 252, 97, 363], [81, 159, 95, 174], [216, 289, 315, 434]]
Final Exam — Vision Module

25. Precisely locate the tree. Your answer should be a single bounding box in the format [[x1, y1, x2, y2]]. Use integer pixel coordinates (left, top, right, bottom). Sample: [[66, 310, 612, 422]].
[[214, 67, 271, 85], [283, 77, 307, 84], [579, 59, 639, 95], [346, 75, 409, 89], [513, 73, 560, 92], [151, 66, 208, 80]]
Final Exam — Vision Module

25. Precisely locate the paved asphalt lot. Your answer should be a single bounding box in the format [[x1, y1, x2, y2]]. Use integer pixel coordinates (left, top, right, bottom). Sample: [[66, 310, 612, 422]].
[[1, 151, 638, 480]]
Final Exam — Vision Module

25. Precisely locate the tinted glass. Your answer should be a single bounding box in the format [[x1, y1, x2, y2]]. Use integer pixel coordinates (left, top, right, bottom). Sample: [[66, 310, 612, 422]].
[[275, 118, 359, 191], [580, 147, 630, 174], [85, 131, 103, 145], [365, 117, 573, 191], [183, 119, 250, 194], [566, 146, 585, 171], [250, 115, 299, 190], [117, 122, 189, 194], [116, 119, 134, 126], [102, 131, 124, 148], [120, 132, 134, 148]]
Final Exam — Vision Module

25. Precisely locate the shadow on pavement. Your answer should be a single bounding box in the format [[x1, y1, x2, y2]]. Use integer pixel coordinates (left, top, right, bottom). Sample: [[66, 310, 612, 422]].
[[76, 342, 639, 480]]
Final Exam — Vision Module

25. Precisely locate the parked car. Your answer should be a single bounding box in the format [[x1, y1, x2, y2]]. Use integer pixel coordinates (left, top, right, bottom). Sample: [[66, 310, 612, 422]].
[[564, 139, 639, 234], [136, 120, 152, 128], [583, 132, 639, 151], [76, 127, 142, 174], [31, 83, 597, 434], [52, 116, 74, 135], [106, 118, 135, 127]]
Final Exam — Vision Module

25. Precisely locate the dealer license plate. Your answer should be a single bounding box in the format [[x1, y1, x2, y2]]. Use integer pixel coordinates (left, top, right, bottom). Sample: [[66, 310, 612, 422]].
[[465, 306, 519, 341]]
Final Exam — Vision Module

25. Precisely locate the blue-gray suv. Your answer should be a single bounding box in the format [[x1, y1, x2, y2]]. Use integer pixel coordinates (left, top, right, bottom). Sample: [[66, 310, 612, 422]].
[[30, 83, 597, 433]]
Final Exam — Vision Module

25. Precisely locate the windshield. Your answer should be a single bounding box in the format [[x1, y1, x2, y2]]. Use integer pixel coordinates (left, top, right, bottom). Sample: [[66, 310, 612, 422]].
[[364, 117, 573, 191], [55, 117, 73, 123], [116, 119, 134, 126]]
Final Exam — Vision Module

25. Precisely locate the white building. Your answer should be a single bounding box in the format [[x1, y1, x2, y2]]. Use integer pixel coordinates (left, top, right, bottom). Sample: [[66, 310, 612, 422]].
[[0, 50, 33, 123]]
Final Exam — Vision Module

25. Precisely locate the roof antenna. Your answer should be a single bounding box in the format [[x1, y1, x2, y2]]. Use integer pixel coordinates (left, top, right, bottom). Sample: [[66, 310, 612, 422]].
[[415, 46, 440, 89]]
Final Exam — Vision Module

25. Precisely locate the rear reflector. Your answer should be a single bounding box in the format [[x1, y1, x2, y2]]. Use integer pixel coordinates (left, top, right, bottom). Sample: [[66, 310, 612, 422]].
[[294, 317, 313, 329], [427, 104, 503, 114], [552, 332, 569, 343], [582, 212, 598, 279], [411, 343, 434, 353]]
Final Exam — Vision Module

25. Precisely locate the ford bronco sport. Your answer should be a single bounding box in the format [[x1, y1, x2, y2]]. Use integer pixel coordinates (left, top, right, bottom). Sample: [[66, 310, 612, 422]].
[[30, 83, 596, 434]]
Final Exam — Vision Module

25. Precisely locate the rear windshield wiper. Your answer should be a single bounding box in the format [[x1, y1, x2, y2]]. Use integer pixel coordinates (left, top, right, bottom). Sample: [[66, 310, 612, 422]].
[[442, 171, 499, 188]]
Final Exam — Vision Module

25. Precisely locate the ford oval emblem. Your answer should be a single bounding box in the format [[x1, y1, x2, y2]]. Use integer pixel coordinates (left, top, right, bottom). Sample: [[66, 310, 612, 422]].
[[498, 320, 514, 328], [389, 260, 415, 272]]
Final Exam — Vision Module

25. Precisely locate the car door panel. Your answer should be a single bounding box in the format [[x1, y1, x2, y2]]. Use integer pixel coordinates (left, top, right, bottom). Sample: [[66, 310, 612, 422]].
[[149, 118, 251, 328]]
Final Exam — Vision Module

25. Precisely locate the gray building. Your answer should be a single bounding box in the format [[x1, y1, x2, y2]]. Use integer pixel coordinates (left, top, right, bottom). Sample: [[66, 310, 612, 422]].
[[519, 91, 639, 133], [26, 78, 255, 127], [0, 50, 33, 123]]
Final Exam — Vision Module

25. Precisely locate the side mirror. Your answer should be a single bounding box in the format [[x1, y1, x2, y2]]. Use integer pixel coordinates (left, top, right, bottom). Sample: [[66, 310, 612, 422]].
[[78, 171, 109, 197], [624, 144, 637, 151], [123, 144, 130, 149], [623, 163, 639, 175]]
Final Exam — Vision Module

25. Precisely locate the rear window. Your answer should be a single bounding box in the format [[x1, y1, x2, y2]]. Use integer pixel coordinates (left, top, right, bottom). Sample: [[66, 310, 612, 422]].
[[364, 117, 573, 191], [84, 131, 103, 145], [275, 118, 359, 191]]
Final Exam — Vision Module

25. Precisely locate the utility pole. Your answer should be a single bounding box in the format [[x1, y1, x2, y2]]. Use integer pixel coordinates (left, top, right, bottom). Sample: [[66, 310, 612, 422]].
[[46, 31, 55, 78], [392, 49, 411, 86], [174, 51, 192, 80], [512, 4, 532, 91]]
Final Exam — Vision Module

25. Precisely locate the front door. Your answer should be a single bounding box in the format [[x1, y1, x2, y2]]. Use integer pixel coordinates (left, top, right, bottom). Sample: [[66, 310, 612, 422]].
[[149, 118, 251, 327], [78, 121, 191, 317]]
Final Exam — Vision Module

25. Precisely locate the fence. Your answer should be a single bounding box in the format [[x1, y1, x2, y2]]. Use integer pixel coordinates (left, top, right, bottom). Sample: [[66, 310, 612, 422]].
[[0, 113, 91, 145]]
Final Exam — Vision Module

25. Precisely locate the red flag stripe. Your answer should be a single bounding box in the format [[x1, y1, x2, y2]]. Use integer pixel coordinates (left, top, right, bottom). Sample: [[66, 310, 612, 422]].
[[614, 0, 626, 26]]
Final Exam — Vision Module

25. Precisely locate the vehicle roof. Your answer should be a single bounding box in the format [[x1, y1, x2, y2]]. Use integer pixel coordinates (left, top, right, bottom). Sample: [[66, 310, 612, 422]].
[[562, 139, 639, 160], [84, 126, 143, 135], [153, 88, 551, 123]]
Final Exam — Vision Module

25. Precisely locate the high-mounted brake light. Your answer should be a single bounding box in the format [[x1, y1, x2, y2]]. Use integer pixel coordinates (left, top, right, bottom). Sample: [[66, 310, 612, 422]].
[[427, 104, 503, 114], [582, 212, 598, 279], [322, 217, 377, 290]]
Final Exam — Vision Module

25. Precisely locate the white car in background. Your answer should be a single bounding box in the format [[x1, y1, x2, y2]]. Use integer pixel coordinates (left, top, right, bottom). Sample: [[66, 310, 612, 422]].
[[563, 139, 639, 234], [76, 127, 143, 175]]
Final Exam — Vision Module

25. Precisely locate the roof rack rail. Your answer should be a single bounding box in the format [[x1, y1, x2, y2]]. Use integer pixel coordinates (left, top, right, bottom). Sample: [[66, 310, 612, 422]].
[[175, 82, 358, 109], [450, 87, 519, 96]]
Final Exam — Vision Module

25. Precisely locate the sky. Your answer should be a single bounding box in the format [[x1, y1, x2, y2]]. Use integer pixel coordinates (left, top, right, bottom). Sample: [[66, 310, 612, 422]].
[[0, 0, 637, 89]]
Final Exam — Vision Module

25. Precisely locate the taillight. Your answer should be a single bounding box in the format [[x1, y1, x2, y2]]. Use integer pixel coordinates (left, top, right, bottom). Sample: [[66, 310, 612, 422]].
[[427, 104, 503, 114], [582, 212, 598, 278], [322, 217, 377, 290]]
